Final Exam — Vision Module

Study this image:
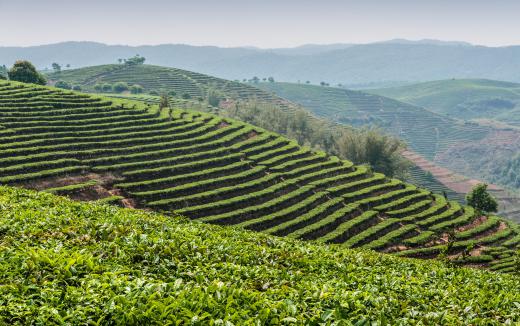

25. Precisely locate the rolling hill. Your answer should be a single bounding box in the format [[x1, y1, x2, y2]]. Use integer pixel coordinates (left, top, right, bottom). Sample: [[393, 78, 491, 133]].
[[5, 41, 520, 85], [256, 82, 520, 198], [0, 79, 518, 273], [45, 65, 520, 219], [367, 79, 520, 125], [2, 185, 519, 323], [47, 63, 292, 108]]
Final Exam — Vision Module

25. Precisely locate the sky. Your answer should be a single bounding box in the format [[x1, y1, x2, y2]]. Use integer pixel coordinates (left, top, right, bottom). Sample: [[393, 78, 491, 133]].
[[1, 0, 520, 48]]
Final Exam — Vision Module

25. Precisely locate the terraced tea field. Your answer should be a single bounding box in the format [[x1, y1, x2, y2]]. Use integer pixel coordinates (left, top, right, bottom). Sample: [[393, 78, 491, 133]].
[[0, 80, 518, 273], [49, 64, 294, 110]]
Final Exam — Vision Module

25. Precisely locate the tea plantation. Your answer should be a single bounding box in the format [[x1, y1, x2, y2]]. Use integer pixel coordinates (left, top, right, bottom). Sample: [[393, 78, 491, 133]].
[[0, 185, 519, 324], [0, 80, 518, 274]]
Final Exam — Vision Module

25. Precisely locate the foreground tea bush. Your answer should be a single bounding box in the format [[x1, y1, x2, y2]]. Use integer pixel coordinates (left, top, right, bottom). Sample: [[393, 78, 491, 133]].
[[0, 186, 518, 325]]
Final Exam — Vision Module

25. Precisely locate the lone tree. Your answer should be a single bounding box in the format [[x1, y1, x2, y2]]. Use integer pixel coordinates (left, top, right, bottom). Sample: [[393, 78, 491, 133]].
[[51, 62, 61, 73], [466, 184, 498, 214], [8, 60, 47, 85], [124, 55, 146, 65]]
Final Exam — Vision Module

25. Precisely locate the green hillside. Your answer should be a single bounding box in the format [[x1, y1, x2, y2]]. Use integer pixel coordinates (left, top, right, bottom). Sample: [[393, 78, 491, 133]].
[[47, 64, 293, 109], [0, 80, 518, 272], [1, 186, 519, 324], [367, 79, 520, 125], [255, 82, 520, 195], [256, 82, 493, 160]]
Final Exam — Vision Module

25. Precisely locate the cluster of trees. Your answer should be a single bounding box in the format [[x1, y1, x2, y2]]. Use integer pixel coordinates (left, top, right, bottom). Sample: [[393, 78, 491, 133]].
[[54, 80, 81, 91], [51, 62, 70, 73], [93, 82, 144, 94], [241, 76, 275, 83], [117, 55, 146, 65], [221, 101, 411, 178]]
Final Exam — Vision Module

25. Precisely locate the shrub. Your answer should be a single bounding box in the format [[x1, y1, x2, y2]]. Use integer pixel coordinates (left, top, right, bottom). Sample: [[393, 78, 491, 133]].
[[54, 80, 72, 90], [182, 93, 192, 99], [102, 83, 113, 92], [466, 184, 498, 214], [113, 82, 129, 93], [72, 85, 82, 91], [94, 84, 103, 92], [130, 84, 144, 94]]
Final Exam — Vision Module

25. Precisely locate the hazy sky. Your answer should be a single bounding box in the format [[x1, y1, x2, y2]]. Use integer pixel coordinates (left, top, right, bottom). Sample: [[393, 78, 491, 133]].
[[1, 0, 520, 48]]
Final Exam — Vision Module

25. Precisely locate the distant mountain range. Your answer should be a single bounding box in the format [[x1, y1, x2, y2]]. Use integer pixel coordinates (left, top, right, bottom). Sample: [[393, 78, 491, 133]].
[[2, 40, 520, 85]]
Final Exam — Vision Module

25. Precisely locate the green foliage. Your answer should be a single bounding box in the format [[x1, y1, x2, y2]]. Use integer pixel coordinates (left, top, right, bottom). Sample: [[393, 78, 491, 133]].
[[112, 82, 129, 93], [124, 54, 146, 65], [1, 186, 519, 324], [54, 80, 72, 90], [0, 79, 518, 277], [159, 94, 171, 110], [130, 84, 144, 94], [51, 62, 61, 73], [102, 83, 113, 92], [72, 85, 82, 91], [7, 60, 47, 85], [0, 65, 7, 79], [181, 92, 192, 99], [466, 184, 498, 214], [336, 127, 411, 178], [207, 90, 221, 107]]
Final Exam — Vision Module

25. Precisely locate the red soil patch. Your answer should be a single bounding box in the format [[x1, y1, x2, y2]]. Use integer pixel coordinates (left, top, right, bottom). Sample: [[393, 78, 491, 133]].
[[22, 172, 122, 191], [218, 121, 230, 128], [456, 216, 487, 232]]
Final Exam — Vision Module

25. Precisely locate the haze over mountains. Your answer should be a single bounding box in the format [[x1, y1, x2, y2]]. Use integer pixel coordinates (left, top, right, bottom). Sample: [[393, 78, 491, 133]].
[[3, 40, 520, 86]]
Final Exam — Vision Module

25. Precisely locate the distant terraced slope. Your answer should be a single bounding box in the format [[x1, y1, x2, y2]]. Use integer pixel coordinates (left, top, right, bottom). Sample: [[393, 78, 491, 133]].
[[48, 64, 293, 109], [257, 82, 492, 161], [0, 80, 518, 273], [367, 79, 520, 125]]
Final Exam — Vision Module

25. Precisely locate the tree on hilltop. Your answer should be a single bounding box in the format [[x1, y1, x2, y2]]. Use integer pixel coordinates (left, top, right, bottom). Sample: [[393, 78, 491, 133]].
[[52, 62, 61, 73], [125, 55, 146, 65], [466, 184, 498, 215], [8, 60, 47, 85]]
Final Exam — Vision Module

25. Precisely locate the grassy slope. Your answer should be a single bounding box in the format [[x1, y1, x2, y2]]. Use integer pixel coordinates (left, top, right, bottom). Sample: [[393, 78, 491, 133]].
[[366, 79, 520, 124], [0, 185, 519, 324]]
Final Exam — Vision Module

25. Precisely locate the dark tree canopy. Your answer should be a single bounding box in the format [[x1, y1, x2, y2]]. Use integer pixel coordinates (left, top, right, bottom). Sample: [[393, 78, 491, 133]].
[[54, 80, 72, 90], [113, 82, 129, 93], [130, 84, 144, 94], [52, 62, 61, 73], [124, 55, 146, 65], [466, 184, 498, 214], [8, 60, 47, 85]]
